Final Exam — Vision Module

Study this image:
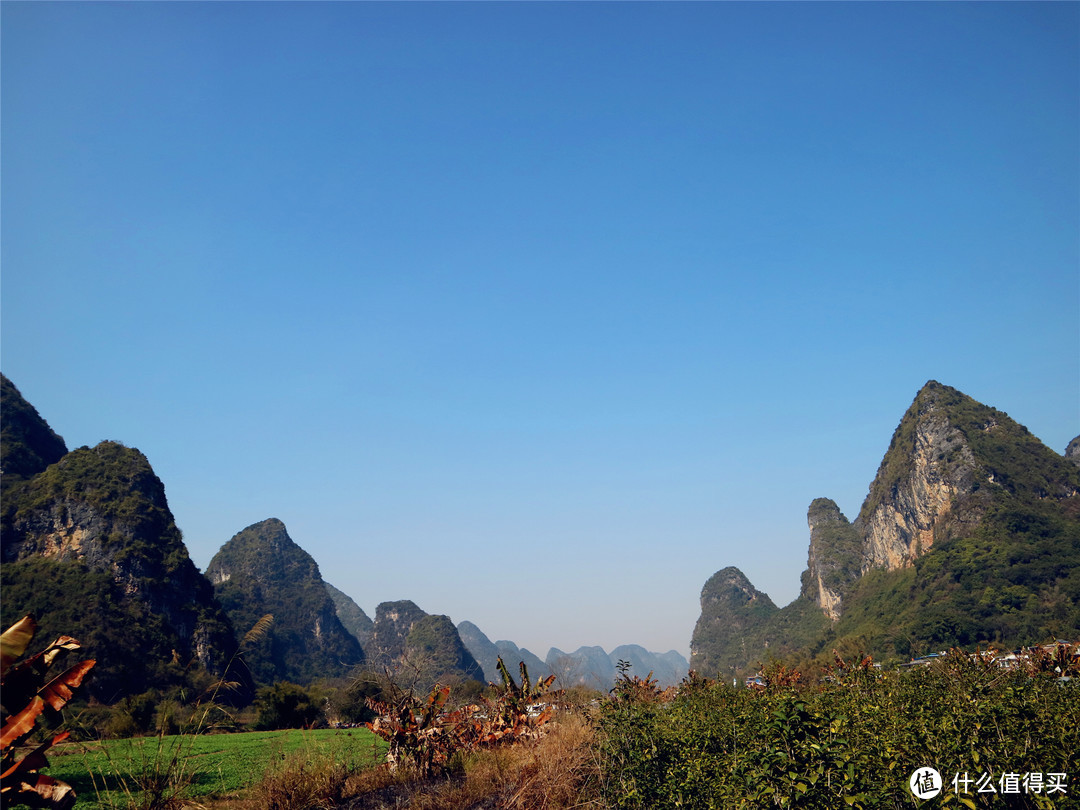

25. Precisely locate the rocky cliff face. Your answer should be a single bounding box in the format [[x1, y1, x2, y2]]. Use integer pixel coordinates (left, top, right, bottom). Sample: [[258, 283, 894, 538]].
[[206, 518, 365, 686], [1067, 436, 1080, 468], [0, 377, 238, 700], [857, 382, 986, 571], [802, 498, 862, 621]]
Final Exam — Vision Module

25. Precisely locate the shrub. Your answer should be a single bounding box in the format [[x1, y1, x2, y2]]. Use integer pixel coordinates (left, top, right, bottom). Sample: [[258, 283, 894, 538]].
[[596, 649, 1080, 809], [252, 682, 324, 731]]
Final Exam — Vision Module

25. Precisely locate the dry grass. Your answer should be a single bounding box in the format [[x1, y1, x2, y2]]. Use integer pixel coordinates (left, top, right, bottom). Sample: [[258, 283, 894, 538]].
[[218, 712, 601, 810], [394, 712, 601, 810], [238, 747, 367, 810], [335, 712, 601, 810]]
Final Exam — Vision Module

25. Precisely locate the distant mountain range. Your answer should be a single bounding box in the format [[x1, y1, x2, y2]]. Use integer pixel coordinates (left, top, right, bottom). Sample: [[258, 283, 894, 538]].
[[0, 373, 681, 701], [691, 381, 1080, 677], [457, 620, 689, 690], [3, 373, 1074, 704]]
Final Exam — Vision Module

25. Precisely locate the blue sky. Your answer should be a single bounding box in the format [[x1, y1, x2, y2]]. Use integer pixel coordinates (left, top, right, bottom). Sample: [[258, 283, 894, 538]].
[[3, 2, 1077, 660]]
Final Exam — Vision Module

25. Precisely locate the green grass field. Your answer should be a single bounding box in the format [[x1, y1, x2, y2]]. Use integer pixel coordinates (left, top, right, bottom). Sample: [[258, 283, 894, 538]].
[[47, 728, 387, 808]]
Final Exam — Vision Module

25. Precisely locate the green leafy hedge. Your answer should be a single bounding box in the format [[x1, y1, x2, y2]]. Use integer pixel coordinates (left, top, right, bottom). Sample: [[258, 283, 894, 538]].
[[597, 653, 1078, 808]]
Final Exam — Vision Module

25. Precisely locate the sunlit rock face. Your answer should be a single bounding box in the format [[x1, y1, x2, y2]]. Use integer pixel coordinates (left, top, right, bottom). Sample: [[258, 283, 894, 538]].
[[859, 385, 985, 572], [804, 498, 860, 621]]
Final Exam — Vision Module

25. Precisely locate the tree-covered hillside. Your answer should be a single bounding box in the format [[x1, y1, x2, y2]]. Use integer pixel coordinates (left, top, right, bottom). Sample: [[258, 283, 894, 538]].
[[206, 518, 366, 687], [1, 376, 239, 701]]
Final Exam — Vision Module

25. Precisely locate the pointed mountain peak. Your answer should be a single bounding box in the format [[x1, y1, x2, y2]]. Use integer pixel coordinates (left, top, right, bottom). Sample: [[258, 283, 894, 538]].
[[369, 601, 483, 688], [206, 519, 365, 685], [690, 566, 780, 676], [700, 566, 775, 609], [207, 518, 319, 587], [860, 382, 1078, 571]]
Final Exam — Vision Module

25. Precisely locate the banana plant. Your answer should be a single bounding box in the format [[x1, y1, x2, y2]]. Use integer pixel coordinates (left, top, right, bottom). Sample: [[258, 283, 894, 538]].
[[483, 657, 557, 742], [1, 615, 96, 810]]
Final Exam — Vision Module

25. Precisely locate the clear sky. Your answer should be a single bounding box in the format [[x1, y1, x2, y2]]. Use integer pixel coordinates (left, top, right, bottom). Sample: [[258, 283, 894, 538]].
[[2, 2, 1077, 659]]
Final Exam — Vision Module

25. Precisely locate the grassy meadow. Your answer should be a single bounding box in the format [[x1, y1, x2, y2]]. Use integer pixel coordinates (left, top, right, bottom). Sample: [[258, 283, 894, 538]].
[[48, 728, 386, 808]]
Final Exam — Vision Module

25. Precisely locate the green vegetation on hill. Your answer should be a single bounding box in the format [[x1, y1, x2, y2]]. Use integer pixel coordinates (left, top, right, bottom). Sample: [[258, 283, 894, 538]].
[[1, 436, 239, 703], [6, 441, 185, 563], [325, 581, 374, 648], [804, 498, 862, 604], [692, 381, 1080, 677], [406, 614, 485, 685], [0, 557, 207, 702], [367, 600, 485, 690], [835, 498, 1080, 658], [207, 518, 365, 687], [859, 381, 1078, 526]]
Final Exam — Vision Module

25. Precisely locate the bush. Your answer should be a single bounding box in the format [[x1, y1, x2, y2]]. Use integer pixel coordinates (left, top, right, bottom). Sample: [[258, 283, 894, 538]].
[[596, 650, 1080, 809], [252, 682, 323, 731]]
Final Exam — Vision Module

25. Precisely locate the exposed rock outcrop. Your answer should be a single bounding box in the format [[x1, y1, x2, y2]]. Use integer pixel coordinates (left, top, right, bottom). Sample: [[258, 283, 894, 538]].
[[1067, 436, 1080, 468], [802, 498, 861, 621], [858, 382, 985, 570]]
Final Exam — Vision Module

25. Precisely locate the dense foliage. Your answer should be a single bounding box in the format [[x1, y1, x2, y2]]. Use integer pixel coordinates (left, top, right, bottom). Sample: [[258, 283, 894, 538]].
[[252, 681, 325, 730], [597, 651, 1079, 809], [404, 614, 486, 687], [832, 498, 1080, 660]]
